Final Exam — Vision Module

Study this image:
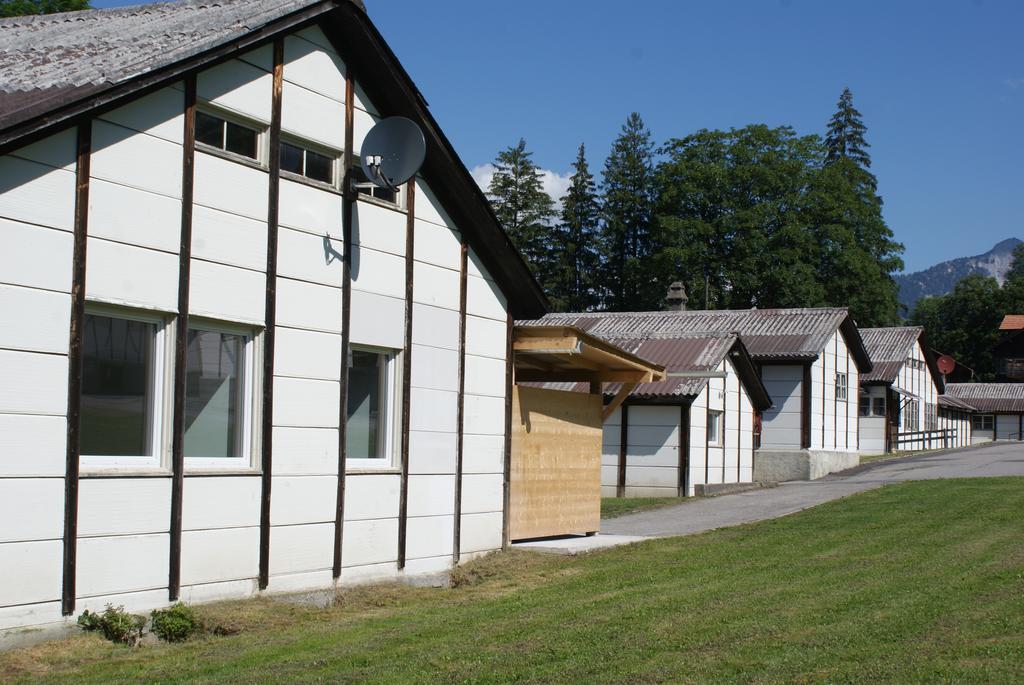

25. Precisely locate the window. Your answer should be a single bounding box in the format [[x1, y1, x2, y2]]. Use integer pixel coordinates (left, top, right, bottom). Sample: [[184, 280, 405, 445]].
[[280, 140, 337, 185], [80, 310, 168, 467], [904, 400, 920, 432], [836, 372, 848, 400], [349, 163, 403, 207], [924, 402, 938, 431], [346, 348, 397, 464], [858, 396, 870, 417], [184, 326, 254, 466], [872, 397, 886, 416], [973, 414, 994, 431], [195, 110, 260, 161], [707, 410, 722, 446]]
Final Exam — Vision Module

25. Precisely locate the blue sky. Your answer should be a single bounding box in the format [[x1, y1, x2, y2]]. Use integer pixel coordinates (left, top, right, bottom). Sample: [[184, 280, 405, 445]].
[[95, 0, 1023, 272]]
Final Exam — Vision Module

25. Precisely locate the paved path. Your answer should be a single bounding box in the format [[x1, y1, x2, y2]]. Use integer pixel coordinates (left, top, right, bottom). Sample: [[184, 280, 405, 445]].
[[602, 441, 1024, 538]]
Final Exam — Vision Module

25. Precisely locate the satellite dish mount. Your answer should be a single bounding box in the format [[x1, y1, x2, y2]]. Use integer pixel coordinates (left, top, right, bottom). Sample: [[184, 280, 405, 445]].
[[354, 116, 426, 193]]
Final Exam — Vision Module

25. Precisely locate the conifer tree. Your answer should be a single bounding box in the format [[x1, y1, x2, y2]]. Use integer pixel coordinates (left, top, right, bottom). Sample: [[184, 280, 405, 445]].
[[548, 144, 601, 311], [599, 113, 659, 310], [825, 87, 871, 169], [487, 139, 556, 288]]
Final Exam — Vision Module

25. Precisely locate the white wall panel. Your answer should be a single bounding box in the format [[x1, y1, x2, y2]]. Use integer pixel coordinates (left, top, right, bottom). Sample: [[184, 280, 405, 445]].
[[0, 285, 69, 354], [78, 478, 170, 537], [340, 518, 398, 567], [191, 204, 268, 272], [88, 178, 181, 253], [7, 128, 76, 170], [0, 349, 67, 415], [183, 476, 261, 530], [412, 303, 458, 351], [189, 259, 265, 324], [281, 81, 345, 149], [86, 238, 178, 310], [268, 522, 333, 575], [461, 434, 504, 474], [0, 601, 63, 632], [0, 479, 63, 543], [194, 152, 269, 221], [466, 276, 507, 321], [0, 156, 75, 231], [275, 277, 342, 333], [273, 377, 339, 428], [409, 387, 457, 434], [411, 345, 458, 392], [404, 514, 454, 561], [464, 354, 505, 398], [459, 511, 502, 555], [91, 120, 181, 198], [461, 473, 502, 514], [352, 200, 405, 256], [0, 219, 72, 292], [406, 474, 455, 517], [0, 414, 66, 477], [284, 35, 345, 101], [413, 219, 460, 271], [344, 474, 400, 521], [351, 245, 406, 299], [77, 533, 169, 597], [465, 315, 506, 359], [413, 262, 460, 311], [277, 226, 344, 287], [463, 394, 505, 436], [271, 475, 337, 525], [349, 290, 404, 348], [275, 326, 341, 381], [279, 177, 343, 235], [351, 107, 378, 156], [0, 540, 62, 606], [413, 179, 455, 230], [408, 430, 457, 474], [180, 527, 259, 586], [98, 87, 184, 144], [273, 426, 338, 476], [198, 58, 273, 122]]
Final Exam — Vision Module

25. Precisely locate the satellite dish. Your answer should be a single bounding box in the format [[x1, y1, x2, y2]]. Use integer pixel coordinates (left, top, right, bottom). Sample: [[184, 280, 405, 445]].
[[937, 355, 956, 375], [359, 116, 426, 190]]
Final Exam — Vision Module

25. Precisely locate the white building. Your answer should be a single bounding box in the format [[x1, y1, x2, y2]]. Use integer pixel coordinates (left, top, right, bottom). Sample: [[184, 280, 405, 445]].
[[857, 327, 965, 452], [539, 307, 873, 483], [0, 0, 548, 637], [945, 384, 1024, 444]]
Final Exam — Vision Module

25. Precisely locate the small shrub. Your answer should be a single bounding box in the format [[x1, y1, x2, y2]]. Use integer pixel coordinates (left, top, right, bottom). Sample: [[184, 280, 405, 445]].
[[76, 604, 145, 646], [150, 603, 202, 642]]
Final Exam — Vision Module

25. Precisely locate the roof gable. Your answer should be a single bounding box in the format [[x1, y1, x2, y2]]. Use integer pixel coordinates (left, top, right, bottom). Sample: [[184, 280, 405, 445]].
[[859, 326, 944, 393]]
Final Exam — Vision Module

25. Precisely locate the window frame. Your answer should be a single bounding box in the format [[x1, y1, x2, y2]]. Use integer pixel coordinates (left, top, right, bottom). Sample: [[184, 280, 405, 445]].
[[345, 344, 401, 470], [181, 318, 260, 472], [835, 372, 848, 401], [79, 304, 173, 472], [193, 105, 267, 167], [972, 414, 994, 431], [707, 409, 723, 446], [349, 161, 407, 211], [279, 135, 343, 191], [872, 396, 886, 417], [858, 395, 870, 417]]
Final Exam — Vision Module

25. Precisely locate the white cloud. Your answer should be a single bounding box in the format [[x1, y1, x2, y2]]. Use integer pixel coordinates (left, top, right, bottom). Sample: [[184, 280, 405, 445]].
[[470, 162, 573, 205], [1004, 77, 1024, 90]]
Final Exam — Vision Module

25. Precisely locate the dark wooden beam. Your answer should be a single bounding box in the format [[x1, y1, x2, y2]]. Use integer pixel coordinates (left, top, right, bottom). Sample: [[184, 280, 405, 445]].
[[168, 75, 197, 602], [61, 120, 91, 616], [678, 403, 690, 498], [332, 64, 356, 580], [452, 241, 468, 564], [258, 37, 284, 591], [801, 363, 812, 449], [617, 403, 629, 498], [396, 181, 415, 570]]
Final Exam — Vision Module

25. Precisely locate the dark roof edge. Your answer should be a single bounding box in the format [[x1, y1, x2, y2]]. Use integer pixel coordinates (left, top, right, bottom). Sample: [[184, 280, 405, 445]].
[[839, 315, 873, 373], [728, 337, 773, 411], [918, 330, 945, 395]]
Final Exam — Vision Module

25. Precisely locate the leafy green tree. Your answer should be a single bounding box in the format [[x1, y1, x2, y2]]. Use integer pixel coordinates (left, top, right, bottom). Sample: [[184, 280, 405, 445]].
[[825, 87, 871, 170], [548, 144, 601, 311], [486, 139, 556, 288], [1005, 243, 1024, 284], [911, 275, 1006, 380], [0, 0, 89, 17], [599, 113, 659, 310]]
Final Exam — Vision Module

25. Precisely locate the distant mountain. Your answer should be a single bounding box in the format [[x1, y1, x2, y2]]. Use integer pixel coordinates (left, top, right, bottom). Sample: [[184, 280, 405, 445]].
[[896, 238, 1022, 314]]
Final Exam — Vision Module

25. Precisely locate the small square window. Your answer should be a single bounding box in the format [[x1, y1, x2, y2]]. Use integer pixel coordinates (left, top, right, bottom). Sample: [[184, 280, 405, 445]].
[[872, 397, 886, 416], [858, 396, 870, 417], [225, 121, 258, 159], [195, 111, 223, 148], [350, 163, 402, 206], [279, 140, 337, 186], [346, 348, 397, 464], [707, 410, 722, 446], [280, 142, 304, 175], [195, 109, 260, 161]]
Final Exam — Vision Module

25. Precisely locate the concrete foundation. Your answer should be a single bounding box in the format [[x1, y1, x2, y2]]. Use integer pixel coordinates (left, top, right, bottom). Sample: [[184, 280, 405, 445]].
[[754, 449, 859, 482]]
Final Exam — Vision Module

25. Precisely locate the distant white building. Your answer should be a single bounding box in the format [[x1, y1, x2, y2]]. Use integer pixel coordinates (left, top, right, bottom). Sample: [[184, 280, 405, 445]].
[[945, 384, 1024, 444], [0, 0, 548, 637]]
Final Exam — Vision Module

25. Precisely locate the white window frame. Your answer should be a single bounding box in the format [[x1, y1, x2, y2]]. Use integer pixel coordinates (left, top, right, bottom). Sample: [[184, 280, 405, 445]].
[[350, 160, 407, 211], [836, 372, 848, 401], [345, 345, 400, 470], [79, 304, 172, 472], [182, 319, 260, 472], [279, 135, 343, 191], [707, 409, 722, 446], [194, 104, 267, 167]]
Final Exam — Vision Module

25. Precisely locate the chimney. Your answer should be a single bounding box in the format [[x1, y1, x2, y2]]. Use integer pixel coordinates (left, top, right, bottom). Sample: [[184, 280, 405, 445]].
[[665, 281, 688, 311]]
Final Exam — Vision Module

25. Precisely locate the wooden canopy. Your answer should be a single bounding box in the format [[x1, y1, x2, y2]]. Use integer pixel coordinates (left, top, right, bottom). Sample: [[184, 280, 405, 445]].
[[513, 325, 666, 421]]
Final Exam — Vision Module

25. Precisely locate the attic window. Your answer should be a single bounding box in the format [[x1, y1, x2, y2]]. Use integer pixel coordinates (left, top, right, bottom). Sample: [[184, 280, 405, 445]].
[[280, 140, 336, 186], [195, 110, 259, 161], [350, 163, 402, 207]]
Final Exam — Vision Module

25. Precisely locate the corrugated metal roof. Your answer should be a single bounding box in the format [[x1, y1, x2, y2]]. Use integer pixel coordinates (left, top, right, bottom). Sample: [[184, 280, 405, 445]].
[[0, 0, 350, 132], [530, 307, 851, 361], [938, 394, 976, 412], [999, 315, 1024, 330], [945, 383, 1024, 413], [859, 326, 922, 383]]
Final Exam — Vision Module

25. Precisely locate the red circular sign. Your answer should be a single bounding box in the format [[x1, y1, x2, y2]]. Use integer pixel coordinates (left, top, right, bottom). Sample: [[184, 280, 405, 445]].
[[936, 355, 956, 375]]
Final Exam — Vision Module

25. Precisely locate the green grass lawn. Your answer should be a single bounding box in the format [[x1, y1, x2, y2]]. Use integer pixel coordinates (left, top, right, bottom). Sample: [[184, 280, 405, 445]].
[[5, 478, 1024, 684], [600, 495, 688, 519]]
